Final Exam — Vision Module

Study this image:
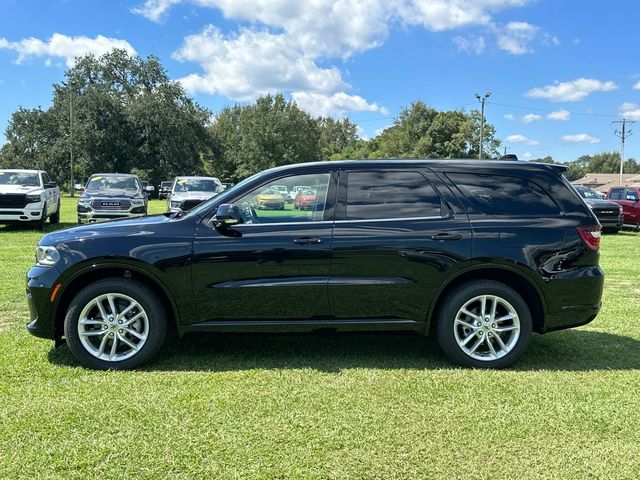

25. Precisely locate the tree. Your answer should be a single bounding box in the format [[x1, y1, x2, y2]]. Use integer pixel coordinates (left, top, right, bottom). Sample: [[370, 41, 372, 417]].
[[1, 49, 213, 189], [332, 101, 500, 160], [208, 94, 323, 181], [318, 117, 358, 159]]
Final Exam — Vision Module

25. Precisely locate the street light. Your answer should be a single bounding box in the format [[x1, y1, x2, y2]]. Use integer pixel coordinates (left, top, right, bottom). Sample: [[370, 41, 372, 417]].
[[61, 80, 75, 197], [475, 92, 491, 160]]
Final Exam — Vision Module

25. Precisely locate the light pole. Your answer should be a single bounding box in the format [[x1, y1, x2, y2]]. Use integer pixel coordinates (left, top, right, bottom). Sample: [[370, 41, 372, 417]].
[[61, 80, 75, 196], [475, 92, 491, 159]]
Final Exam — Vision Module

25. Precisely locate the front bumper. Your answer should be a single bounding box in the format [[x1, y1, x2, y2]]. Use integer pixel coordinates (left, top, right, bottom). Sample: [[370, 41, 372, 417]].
[[0, 203, 44, 222], [25, 265, 61, 340], [77, 205, 146, 223]]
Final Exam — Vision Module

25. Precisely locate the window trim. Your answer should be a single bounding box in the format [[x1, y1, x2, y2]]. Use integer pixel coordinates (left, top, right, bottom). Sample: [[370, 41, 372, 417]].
[[203, 169, 338, 226], [335, 169, 447, 222]]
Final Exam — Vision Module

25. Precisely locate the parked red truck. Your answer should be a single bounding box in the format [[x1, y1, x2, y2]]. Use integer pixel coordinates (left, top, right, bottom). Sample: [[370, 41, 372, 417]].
[[605, 186, 640, 226]]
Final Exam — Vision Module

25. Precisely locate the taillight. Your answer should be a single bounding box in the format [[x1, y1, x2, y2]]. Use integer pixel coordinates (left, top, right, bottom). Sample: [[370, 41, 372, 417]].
[[577, 226, 601, 251]]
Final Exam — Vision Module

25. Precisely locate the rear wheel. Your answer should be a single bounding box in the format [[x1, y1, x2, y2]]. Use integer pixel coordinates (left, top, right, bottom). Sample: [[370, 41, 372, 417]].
[[435, 280, 532, 369], [64, 278, 167, 370]]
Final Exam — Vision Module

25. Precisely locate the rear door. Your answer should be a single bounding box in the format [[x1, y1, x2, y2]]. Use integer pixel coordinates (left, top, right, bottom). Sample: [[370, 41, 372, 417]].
[[328, 168, 471, 324], [624, 188, 640, 225]]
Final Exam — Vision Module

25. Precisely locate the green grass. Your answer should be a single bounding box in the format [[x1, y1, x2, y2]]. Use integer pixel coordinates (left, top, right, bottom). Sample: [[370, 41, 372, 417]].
[[1, 199, 640, 479]]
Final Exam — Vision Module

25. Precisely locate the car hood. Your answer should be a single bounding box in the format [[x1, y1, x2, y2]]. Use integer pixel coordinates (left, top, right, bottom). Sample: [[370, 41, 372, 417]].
[[171, 191, 216, 201], [0, 185, 42, 194], [257, 194, 283, 200], [40, 214, 171, 247], [584, 198, 621, 209], [82, 189, 142, 199]]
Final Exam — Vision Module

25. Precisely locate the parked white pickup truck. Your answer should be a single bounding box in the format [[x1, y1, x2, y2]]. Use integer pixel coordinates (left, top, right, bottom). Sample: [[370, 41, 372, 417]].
[[0, 169, 61, 227]]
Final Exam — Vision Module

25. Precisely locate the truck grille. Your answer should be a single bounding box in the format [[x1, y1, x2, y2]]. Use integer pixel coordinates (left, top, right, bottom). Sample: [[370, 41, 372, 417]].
[[181, 199, 205, 211], [592, 208, 620, 220], [0, 194, 28, 209], [91, 199, 131, 211]]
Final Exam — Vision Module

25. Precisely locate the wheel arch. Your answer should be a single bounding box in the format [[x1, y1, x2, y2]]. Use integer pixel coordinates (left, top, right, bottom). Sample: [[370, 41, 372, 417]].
[[53, 260, 181, 341], [425, 265, 547, 335]]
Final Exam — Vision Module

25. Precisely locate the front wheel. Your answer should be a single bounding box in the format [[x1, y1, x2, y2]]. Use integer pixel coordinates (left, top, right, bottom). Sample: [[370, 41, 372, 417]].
[[64, 278, 167, 370], [50, 199, 61, 224], [435, 280, 532, 369]]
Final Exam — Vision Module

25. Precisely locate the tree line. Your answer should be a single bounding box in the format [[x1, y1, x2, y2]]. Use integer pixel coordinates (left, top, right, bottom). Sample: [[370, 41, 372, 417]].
[[0, 49, 632, 189]]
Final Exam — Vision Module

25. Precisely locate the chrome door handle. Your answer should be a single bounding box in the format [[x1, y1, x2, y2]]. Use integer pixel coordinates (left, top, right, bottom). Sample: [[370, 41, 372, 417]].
[[293, 237, 323, 245], [430, 233, 462, 241]]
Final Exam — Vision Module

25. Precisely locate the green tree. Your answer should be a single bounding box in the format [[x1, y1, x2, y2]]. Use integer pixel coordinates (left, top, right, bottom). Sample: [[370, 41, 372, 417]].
[[208, 94, 323, 181]]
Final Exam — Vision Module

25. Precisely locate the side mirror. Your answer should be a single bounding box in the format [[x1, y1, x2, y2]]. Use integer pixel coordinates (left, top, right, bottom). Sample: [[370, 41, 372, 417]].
[[145, 185, 155, 192], [214, 204, 243, 228], [74, 184, 85, 191], [44, 182, 57, 189]]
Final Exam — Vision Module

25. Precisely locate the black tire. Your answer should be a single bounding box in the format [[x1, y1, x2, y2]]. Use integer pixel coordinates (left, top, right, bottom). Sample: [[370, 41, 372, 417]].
[[64, 278, 167, 370], [35, 202, 47, 230], [434, 280, 532, 369], [50, 199, 60, 224]]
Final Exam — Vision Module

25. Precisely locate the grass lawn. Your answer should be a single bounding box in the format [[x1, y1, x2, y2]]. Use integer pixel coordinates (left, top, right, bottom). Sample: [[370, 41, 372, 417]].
[[1, 196, 639, 479]]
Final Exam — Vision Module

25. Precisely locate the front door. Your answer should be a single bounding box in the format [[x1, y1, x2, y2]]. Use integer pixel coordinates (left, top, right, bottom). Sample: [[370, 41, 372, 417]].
[[191, 171, 336, 322]]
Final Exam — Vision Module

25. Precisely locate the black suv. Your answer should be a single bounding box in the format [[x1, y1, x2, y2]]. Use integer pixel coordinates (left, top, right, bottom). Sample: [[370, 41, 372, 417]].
[[26, 160, 604, 369]]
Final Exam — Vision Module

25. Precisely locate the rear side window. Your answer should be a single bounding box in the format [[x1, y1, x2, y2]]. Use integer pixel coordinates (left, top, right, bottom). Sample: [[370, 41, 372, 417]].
[[345, 171, 441, 220], [609, 188, 624, 200], [447, 173, 559, 216], [625, 189, 639, 201]]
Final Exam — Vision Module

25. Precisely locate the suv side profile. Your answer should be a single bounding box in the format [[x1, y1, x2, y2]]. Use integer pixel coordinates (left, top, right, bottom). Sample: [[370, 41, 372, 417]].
[[26, 160, 604, 370], [605, 186, 640, 226]]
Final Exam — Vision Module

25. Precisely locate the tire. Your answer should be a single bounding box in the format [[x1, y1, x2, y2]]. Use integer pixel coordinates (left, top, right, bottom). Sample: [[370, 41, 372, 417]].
[[434, 280, 532, 369], [35, 202, 47, 230], [64, 278, 167, 370], [50, 199, 60, 224]]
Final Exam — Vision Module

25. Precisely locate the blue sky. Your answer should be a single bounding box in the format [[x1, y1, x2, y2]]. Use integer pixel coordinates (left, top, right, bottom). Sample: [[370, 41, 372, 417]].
[[0, 0, 638, 162]]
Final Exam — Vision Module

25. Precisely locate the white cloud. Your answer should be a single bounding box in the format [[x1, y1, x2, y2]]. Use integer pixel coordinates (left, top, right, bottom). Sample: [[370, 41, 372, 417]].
[[522, 151, 532, 159], [137, 0, 536, 114], [547, 109, 570, 121], [292, 91, 385, 117], [495, 21, 538, 54], [452, 35, 485, 54], [505, 134, 538, 145], [620, 102, 640, 121], [504, 114, 514, 120], [525, 78, 618, 102], [0, 33, 135, 67], [521, 113, 542, 123], [633, 81, 640, 90], [561, 134, 601, 144]]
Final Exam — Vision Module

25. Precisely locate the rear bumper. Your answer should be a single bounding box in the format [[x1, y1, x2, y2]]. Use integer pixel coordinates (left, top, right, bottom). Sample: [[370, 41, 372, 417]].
[[542, 265, 604, 332]]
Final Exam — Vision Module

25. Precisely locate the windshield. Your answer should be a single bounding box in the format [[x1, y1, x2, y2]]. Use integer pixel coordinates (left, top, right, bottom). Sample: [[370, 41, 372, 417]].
[[173, 178, 220, 193], [86, 175, 139, 191], [577, 186, 600, 199], [0, 171, 40, 187], [183, 171, 263, 219], [161, 182, 172, 188]]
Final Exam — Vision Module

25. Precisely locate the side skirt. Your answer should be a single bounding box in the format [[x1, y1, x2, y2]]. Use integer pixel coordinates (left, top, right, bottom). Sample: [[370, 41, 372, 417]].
[[178, 318, 422, 335]]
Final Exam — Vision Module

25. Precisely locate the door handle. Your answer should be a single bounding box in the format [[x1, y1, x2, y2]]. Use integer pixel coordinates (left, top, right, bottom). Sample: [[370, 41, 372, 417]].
[[293, 237, 323, 245], [430, 233, 462, 241]]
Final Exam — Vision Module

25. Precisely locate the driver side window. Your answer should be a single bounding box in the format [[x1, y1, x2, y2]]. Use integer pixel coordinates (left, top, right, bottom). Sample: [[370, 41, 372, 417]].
[[233, 173, 331, 224]]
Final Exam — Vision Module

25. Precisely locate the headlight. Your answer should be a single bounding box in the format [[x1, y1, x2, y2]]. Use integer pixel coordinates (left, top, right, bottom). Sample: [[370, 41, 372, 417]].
[[26, 194, 42, 203], [77, 197, 91, 206], [170, 200, 182, 208], [35, 246, 60, 266], [131, 198, 145, 206]]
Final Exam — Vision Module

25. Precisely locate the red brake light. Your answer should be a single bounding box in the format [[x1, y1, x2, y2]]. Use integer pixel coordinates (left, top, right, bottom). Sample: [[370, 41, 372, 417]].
[[577, 226, 601, 251]]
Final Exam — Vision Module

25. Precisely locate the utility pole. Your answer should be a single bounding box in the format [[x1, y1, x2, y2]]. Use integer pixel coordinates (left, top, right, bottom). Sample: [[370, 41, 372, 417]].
[[69, 83, 75, 197], [613, 118, 635, 186], [475, 92, 491, 159]]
